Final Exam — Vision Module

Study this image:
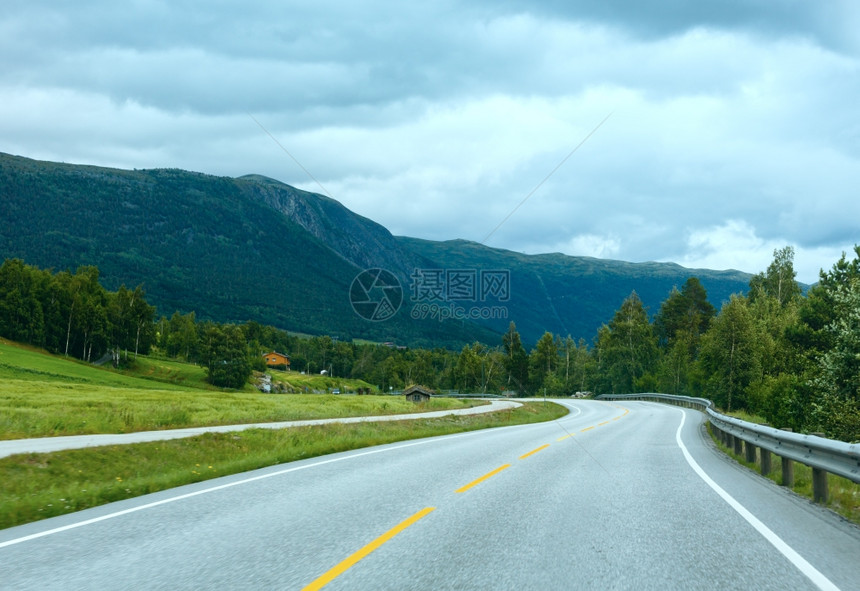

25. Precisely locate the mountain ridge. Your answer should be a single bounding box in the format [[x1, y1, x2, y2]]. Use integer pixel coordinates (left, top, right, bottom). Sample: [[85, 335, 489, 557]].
[[0, 152, 752, 346]]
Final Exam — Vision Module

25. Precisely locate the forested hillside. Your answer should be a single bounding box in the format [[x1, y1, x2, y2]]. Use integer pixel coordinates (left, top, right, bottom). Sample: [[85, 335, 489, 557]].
[[2, 152, 758, 346], [399, 237, 753, 343], [0, 152, 497, 347]]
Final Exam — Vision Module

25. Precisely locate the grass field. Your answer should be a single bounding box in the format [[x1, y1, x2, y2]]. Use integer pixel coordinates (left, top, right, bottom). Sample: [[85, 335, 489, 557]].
[[0, 341, 475, 439], [0, 401, 567, 529]]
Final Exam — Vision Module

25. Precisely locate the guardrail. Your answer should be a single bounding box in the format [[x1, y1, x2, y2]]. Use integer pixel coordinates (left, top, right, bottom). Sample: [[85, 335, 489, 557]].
[[596, 393, 860, 504]]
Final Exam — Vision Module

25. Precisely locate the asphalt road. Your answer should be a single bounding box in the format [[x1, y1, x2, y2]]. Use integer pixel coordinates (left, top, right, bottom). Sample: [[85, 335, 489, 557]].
[[2, 400, 859, 590]]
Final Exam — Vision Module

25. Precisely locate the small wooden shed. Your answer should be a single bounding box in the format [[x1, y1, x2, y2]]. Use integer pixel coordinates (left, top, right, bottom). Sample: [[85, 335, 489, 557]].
[[403, 385, 434, 403]]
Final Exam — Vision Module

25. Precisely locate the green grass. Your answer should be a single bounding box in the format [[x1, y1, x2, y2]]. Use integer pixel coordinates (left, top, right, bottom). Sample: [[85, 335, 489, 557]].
[[0, 340, 475, 439], [0, 385, 483, 439], [0, 340, 187, 391], [115, 355, 218, 390], [709, 425, 860, 525], [264, 367, 377, 393], [0, 401, 567, 529]]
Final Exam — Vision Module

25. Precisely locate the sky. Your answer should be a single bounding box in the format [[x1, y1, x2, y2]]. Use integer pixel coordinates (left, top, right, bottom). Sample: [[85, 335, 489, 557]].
[[2, 1, 858, 284]]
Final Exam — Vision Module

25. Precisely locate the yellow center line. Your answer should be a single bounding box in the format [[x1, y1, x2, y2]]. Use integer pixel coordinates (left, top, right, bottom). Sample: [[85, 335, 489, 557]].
[[519, 444, 550, 460], [556, 433, 573, 441], [455, 464, 511, 493], [302, 507, 436, 591], [612, 416, 621, 421], [580, 426, 595, 432], [598, 421, 609, 426]]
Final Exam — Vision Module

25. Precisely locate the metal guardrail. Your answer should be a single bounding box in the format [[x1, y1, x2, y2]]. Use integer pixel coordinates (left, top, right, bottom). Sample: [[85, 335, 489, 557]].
[[596, 393, 860, 503]]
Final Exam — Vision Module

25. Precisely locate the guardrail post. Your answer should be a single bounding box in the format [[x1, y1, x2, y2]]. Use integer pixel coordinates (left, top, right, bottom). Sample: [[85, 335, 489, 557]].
[[733, 435, 743, 456], [812, 468, 828, 503], [810, 432, 828, 503], [744, 440, 757, 464], [781, 456, 794, 487], [760, 448, 772, 476], [780, 428, 794, 487]]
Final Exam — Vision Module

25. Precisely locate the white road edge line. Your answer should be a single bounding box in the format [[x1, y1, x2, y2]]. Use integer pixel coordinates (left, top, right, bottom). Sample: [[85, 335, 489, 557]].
[[674, 409, 840, 591], [0, 413, 552, 549]]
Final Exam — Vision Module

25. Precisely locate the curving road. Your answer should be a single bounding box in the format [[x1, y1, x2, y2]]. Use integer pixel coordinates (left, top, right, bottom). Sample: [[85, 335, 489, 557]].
[[2, 400, 859, 590]]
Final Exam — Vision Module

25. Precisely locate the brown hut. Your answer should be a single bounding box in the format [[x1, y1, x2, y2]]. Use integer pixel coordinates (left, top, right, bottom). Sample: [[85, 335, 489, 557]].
[[403, 385, 434, 403]]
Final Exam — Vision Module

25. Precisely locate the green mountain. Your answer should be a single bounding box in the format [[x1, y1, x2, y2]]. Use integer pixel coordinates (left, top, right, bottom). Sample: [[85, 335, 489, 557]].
[[397, 237, 752, 344], [0, 152, 752, 347], [0, 152, 495, 347]]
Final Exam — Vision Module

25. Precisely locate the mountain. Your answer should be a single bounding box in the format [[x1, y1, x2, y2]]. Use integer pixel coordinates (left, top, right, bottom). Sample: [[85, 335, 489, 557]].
[[0, 152, 753, 347], [237, 174, 431, 279], [398, 237, 752, 343], [0, 152, 496, 347]]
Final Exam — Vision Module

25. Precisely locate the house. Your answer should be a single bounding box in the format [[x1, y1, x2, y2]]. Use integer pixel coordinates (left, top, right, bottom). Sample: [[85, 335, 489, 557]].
[[403, 384, 434, 403], [262, 351, 290, 369]]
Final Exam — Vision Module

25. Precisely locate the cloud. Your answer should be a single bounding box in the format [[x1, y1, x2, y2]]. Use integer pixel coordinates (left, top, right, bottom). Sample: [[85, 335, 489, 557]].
[[1, 1, 858, 287]]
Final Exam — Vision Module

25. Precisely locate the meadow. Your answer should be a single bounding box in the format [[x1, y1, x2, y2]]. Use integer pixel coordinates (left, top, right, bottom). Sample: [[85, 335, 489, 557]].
[[0, 341, 476, 439]]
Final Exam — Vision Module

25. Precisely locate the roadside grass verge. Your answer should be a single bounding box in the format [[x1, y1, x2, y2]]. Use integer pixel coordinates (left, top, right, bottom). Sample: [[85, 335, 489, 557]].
[[0, 387, 483, 440], [708, 425, 860, 525], [0, 401, 566, 529]]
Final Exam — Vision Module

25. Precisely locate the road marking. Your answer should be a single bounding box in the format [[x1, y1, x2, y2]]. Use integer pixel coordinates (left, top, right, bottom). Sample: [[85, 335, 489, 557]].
[[580, 426, 595, 432], [455, 464, 511, 493], [302, 507, 436, 591], [598, 421, 609, 426], [556, 434, 573, 441], [674, 410, 840, 591], [0, 428, 498, 549], [519, 444, 550, 459]]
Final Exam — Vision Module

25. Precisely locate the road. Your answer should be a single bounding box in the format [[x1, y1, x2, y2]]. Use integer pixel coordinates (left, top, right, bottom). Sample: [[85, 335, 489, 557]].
[[2, 400, 859, 590]]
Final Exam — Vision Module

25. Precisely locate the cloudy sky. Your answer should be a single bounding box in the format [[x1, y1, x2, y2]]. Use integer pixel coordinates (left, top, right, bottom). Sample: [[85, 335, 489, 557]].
[[2, 1, 858, 283]]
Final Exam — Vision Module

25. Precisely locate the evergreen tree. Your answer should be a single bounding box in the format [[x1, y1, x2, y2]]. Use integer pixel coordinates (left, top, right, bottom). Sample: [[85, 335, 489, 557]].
[[698, 295, 759, 412], [529, 331, 558, 392], [502, 321, 529, 395]]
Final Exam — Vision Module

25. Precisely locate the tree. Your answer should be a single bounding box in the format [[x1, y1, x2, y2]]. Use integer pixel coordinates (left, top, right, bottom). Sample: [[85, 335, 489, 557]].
[[653, 277, 715, 348], [529, 332, 558, 392], [0, 259, 45, 345], [698, 295, 759, 412], [128, 286, 156, 359], [749, 246, 802, 307], [199, 324, 252, 389], [595, 292, 659, 393], [502, 322, 530, 395], [166, 311, 198, 360], [809, 276, 860, 440]]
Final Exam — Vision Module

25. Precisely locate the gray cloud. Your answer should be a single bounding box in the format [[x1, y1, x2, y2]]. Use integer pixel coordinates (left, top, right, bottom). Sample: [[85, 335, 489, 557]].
[[1, 0, 858, 284]]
